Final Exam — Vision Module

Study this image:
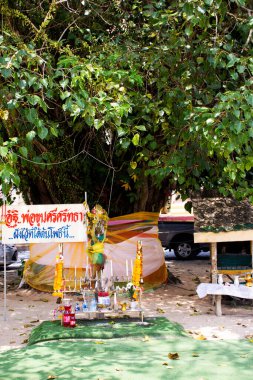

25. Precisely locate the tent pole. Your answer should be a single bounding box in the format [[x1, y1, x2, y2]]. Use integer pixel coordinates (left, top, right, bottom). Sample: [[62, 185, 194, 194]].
[[3, 196, 7, 321], [3, 242, 6, 321]]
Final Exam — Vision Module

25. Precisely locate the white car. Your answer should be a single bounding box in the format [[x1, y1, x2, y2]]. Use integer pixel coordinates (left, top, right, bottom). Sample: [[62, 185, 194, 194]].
[[0, 243, 18, 266]]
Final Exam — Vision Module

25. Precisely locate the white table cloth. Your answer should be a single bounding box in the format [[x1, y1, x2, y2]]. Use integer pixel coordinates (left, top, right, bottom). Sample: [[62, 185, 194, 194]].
[[197, 283, 253, 300]]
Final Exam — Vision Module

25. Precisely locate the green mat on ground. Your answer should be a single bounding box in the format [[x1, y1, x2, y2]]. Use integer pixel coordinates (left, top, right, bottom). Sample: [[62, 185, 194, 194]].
[[28, 317, 187, 345], [1, 335, 253, 379]]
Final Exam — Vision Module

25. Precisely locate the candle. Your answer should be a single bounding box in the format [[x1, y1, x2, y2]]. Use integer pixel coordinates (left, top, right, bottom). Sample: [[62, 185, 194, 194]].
[[126, 259, 129, 277], [101, 270, 103, 288], [110, 260, 113, 277], [74, 266, 77, 290]]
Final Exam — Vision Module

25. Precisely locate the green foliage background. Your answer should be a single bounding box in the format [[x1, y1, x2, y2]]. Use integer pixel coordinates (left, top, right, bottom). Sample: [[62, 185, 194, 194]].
[[0, 0, 252, 214]]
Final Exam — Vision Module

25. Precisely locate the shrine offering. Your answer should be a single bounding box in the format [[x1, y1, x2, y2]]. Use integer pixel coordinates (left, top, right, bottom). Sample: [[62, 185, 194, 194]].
[[98, 291, 110, 307], [52, 247, 64, 298], [86, 204, 108, 277], [69, 313, 76, 328], [63, 305, 71, 327]]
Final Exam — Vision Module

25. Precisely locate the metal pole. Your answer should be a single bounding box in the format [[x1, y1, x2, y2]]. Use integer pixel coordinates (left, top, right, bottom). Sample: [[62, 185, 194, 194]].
[[3, 242, 6, 321], [3, 197, 7, 321]]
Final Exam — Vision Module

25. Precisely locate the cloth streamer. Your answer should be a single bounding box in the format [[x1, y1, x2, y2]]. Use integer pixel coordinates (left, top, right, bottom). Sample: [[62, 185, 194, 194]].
[[23, 212, 167, 292]]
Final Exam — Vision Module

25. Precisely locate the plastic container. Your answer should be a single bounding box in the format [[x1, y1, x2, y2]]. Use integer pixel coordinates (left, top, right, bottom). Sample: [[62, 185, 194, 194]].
[[75, 302, 80, 312], [63, 306, 71, 327], [82, 300, 88, 312], [90, 297, 97, 312], [69, 313, 76, 327]]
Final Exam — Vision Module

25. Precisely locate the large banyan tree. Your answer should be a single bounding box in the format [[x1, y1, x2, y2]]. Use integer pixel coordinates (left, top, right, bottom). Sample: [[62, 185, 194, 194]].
[[0, 0, 252, 215]]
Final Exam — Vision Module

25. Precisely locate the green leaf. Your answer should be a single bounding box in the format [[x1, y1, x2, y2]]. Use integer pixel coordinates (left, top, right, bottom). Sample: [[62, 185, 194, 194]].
[[27, 95, 40, 106], [18, 79, 27, 89], [50, 126, 59, 137], [60, 79, 69, 89], [37, 126, 48, 139], [120, 138, 130, 150], [227, 54, 238, 68], [18, 146, 28, 158], [206, 118, 215, 125], [1, 68, 12, 78], [12, 173, 20, 187], [233, 110, 240, 118], [236, 65, 245, 74], [130, 161, 137, 169], [25, 108, 38, 124], [0, 146, 8, 157], [132, 133, 140, 146], [94, 119, 104, 130], [135, 125, 146, 131], [38, 98, 48, 113], [60, 91, 71, 100], [26, 131, 36, 141]]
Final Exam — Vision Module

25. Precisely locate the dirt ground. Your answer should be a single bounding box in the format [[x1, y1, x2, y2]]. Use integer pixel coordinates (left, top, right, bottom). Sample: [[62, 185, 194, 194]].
[[1, 258, 253, 352]]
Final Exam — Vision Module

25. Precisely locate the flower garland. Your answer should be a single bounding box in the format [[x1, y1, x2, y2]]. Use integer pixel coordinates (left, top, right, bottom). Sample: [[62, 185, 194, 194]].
[[132, 240, 143, 300], [86, 204, 108, 276], [52, 251, 64, 298]]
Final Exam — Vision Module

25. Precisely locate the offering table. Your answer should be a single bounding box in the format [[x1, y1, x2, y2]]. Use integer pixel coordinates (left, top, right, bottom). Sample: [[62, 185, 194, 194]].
[[196, 283, 253, 316]]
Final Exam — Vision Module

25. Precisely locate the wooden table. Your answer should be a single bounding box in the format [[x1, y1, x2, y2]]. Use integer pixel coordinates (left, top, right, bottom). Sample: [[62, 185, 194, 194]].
[[196, 283, 253, 316]]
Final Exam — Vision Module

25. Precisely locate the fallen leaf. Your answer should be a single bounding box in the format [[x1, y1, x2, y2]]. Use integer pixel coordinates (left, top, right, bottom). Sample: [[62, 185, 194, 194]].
[[40, 298, 49, 302], [73, 367, 83, 371], [22, 339, 28, 344], [156, 308, 165, 314], [168, 352, 179, 360], [94, 341, 105, 345], [8, 309, 14, 311], [176, 303, 183, 307], [142, 335, 150, 342], [115, 368, 123, 371], [195, 334, 207, 341], [162, 362, 174, 368], [24, 324, 35, 328], [48, 376, 58, 379], [30, 320, 40, 323], [192, 353, 199, 357], [10, 341, 16, 344]]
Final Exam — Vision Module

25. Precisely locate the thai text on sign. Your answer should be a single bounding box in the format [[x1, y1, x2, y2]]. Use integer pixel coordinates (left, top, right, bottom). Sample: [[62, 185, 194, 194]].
[[2, 204, 87, 244]]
